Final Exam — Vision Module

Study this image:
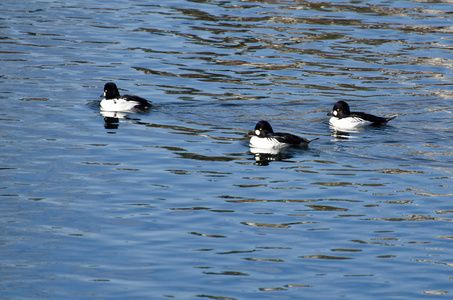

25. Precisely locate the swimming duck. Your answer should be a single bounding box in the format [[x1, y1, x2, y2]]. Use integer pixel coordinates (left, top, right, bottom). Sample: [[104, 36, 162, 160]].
[[327, 101, 397, 129], [100, 82, 152, 111], [249, 120, 318, 149]]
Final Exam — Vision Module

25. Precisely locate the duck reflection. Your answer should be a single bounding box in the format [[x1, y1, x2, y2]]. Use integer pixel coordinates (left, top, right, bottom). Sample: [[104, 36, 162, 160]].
[[329, 123, 368, 139], [250, 146, 294, 166], [330, 127, 352, 139], [103, 116, 119, 129], [100, 110, 144, 129]]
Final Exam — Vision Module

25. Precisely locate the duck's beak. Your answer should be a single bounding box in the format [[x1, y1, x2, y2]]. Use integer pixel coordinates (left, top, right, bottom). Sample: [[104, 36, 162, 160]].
[[327, 110, 333, 116], [100, 90, 106, 98]]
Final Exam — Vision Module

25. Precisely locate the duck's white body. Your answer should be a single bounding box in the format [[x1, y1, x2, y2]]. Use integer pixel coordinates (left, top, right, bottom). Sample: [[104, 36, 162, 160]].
[[329, 116, 372, 130], [100, 98, 142, 112], [250, 135, 290, 149]]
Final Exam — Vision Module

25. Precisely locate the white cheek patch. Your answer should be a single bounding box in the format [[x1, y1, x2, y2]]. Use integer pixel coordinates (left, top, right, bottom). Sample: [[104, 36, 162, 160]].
[[255, 129, 261, 136], [333, 110, 338, 116]]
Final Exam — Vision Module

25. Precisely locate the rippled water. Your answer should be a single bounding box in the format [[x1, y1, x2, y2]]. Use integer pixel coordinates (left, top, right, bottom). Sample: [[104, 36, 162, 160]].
[[1, 0, 453, 299]]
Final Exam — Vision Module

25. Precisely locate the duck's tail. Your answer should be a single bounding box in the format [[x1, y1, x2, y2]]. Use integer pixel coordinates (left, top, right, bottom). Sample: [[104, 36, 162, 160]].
[[385, 115, 398, 123], [307, 137, 320, 143]]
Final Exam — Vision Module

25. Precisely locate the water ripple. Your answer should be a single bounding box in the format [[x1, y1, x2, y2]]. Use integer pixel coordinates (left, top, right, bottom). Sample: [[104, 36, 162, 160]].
[[1, 0, 453, 299]]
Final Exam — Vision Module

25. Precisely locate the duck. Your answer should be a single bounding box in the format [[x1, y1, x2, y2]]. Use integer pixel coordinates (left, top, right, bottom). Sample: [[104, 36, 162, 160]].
[[100, 82, 152, 111], [327, 101, 397, 130], [249, 120, 318, 149]]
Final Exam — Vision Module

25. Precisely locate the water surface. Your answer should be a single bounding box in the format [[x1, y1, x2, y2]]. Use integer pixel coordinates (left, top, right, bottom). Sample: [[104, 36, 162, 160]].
[[1, 0, 453, 299]]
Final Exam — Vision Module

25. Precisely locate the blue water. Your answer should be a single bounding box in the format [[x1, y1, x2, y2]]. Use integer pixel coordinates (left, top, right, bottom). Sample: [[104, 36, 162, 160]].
[[1, 0, 453, 299]]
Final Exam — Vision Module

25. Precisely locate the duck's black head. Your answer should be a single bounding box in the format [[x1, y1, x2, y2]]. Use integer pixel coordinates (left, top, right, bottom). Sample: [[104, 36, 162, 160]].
[[327, 101, 351, 118], [253, 120, 274, 137], [102, 82, 121, 99]]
